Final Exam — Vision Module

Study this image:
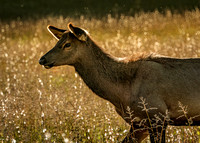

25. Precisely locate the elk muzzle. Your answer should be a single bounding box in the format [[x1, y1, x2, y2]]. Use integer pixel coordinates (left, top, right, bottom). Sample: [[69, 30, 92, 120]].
[[39, 56, 54, 69], [39, 56, 47, 65]]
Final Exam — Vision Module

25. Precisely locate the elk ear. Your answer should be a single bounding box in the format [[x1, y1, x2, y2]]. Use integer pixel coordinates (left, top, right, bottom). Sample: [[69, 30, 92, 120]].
[[47, 25, 66, 40], [68, 23, 88, 42]]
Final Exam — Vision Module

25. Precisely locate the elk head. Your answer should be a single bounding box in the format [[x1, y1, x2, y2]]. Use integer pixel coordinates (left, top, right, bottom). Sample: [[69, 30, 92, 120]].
[[39, 23, 88, 69]]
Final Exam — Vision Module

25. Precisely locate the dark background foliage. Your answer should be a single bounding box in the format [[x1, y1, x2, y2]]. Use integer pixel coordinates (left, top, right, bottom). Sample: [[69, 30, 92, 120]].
[[1, 0, 200, 20]]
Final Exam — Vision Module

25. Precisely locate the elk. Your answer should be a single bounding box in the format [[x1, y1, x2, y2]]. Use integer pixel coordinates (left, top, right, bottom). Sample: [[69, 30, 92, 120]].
[[39, 23, 200, 143]]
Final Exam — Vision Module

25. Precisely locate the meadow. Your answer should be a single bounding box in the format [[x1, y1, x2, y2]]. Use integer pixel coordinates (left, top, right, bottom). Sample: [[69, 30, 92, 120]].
[[1, 10, 200, 142]]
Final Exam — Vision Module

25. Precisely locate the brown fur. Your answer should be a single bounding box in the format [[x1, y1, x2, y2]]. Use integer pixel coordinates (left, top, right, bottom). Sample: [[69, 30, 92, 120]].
[[39, 23, 200, 143]]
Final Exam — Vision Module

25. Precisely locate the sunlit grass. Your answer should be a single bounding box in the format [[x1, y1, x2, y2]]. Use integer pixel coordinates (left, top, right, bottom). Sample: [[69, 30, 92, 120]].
[[1, 10, 200, 142]]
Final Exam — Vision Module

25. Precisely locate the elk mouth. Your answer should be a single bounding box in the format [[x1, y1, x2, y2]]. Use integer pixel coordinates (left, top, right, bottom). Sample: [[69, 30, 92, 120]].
[[44, 63, 54, 69]]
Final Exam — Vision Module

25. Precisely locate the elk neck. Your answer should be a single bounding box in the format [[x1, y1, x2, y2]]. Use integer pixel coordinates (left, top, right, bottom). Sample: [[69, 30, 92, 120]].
[[74, 38, 139, 108]]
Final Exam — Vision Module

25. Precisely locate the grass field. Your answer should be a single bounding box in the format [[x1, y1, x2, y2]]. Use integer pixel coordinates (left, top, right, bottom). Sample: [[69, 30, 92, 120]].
[[1, 10, 200, 142]]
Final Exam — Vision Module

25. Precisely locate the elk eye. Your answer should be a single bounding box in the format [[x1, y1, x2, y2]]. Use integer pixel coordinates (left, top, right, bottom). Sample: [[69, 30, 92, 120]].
[[64, 43, 71, 48]]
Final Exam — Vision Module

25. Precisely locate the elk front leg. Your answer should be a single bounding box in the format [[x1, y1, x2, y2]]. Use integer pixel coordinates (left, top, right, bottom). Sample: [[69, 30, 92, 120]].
[[122, 125, 148, 143], [148, 125, 166, 143]]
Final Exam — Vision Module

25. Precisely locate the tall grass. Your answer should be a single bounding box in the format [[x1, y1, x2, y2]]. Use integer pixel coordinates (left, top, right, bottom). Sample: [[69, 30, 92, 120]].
[[1, 10, 200, 142]]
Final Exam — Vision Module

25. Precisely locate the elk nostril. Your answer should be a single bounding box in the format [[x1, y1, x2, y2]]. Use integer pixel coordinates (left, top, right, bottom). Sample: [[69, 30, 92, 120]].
[[39, 56, 47, 65]]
